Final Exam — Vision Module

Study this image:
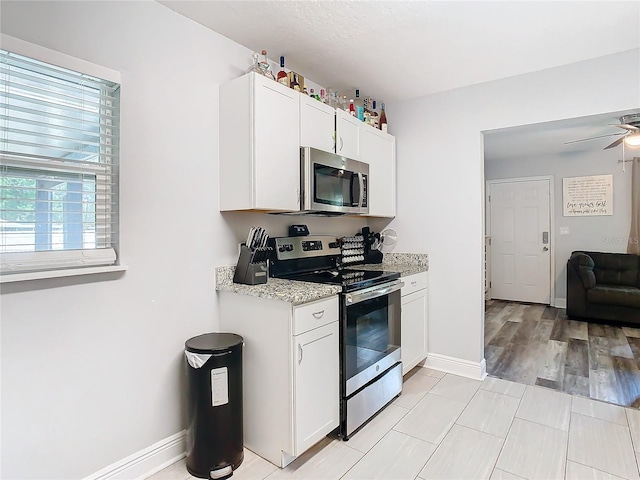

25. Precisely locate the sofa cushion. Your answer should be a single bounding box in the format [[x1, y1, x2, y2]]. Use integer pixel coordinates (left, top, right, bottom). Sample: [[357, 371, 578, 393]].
[[587, 284, 640, 308], [587, 252, 640, 287]]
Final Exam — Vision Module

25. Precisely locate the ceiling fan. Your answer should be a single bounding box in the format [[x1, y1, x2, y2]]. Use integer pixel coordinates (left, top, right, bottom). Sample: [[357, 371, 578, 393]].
[[565, 113, 640, 149]]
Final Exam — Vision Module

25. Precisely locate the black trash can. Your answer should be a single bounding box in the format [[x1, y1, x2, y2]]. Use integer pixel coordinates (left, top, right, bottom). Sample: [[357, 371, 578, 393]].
[[185, 333, 243, 479]]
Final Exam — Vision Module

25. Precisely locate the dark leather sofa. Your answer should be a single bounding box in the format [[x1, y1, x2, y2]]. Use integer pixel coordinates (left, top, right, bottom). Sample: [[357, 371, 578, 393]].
[[566, 251, 640, 324]]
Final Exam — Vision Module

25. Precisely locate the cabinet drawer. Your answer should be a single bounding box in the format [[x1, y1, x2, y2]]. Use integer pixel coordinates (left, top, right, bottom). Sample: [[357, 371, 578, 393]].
[[401, 272, 428, 297], [293, 296, 339, 335]]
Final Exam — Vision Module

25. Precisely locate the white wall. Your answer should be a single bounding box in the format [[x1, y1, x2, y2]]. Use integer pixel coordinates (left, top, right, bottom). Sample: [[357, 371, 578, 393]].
[[485, 148, 633, 302], [0, 1, 366, 478], [388, 49, 640, 365]]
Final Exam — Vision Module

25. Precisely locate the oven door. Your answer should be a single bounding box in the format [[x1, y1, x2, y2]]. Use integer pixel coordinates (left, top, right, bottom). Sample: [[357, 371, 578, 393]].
[[301, 147, 369, 215], [343, 279, 403, 396]]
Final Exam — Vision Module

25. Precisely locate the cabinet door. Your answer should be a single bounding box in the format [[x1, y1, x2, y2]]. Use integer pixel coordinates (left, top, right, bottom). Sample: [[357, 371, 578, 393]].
[[300, 95, 335, 154], [253, 74, 301, 211], [293, 321, 339, 455], [361, 127, 396, 217], [401, 289, 427, 375], [335, 108, 361, 160]]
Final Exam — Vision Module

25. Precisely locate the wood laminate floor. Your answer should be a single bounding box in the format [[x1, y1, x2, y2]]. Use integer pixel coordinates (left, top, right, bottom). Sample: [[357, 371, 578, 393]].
[[485, 300, 640, 408]]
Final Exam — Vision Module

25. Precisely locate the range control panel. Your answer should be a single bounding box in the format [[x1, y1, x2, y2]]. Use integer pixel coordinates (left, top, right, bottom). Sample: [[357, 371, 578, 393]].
[[273, 235, 341, 261]]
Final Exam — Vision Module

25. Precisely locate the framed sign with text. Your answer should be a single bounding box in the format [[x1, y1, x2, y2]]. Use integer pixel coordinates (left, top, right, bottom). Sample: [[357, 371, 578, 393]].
[[563, 174, 613, 216]]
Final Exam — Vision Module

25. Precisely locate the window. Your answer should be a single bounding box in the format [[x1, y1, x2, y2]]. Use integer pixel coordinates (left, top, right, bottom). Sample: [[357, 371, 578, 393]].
[[0, 48, 120, 275]]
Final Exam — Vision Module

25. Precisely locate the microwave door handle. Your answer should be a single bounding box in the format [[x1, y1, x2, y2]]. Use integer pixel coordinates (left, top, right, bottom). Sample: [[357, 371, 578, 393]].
[[350, 172, 361, 207], [358, 173, 365, 208]]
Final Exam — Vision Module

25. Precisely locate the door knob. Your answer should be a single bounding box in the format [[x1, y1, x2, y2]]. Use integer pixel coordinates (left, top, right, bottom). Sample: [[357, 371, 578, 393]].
[[543, 246, 549, 251]]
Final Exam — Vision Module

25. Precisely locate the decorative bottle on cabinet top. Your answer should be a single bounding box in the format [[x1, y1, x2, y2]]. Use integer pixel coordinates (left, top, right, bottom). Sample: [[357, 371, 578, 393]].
[[277, 56, 288, 86], [258, 50, 275, 80], [379, 103, 387, 132]]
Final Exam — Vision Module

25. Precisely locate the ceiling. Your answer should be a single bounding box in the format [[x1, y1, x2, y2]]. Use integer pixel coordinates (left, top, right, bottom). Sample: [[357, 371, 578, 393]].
[[159, 0, 640, 103], [483, 109, 640, 162]]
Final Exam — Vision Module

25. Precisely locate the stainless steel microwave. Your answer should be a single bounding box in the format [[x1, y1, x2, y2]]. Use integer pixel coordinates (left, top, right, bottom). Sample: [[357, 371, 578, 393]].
[[300, 147, 369, 215]]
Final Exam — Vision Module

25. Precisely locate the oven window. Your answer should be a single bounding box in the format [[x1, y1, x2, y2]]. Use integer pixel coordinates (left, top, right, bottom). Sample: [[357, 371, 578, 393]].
[[345, 292, 401, 379], [314, 164, 359, 207]]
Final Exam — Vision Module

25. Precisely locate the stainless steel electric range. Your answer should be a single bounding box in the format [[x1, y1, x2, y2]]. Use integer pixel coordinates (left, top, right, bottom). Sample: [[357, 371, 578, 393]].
[[269, 235, 404, 440]]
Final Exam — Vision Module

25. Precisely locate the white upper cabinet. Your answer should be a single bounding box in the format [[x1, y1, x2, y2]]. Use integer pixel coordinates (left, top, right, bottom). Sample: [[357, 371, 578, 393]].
[[300, 95, 335, 154], [361, 126, 396, 217], [219, 73, 300, 212], [335, 108, 361, 160]]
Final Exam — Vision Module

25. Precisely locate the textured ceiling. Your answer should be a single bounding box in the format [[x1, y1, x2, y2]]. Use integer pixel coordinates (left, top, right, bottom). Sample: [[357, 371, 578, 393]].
[[159, 0, 640, 103]]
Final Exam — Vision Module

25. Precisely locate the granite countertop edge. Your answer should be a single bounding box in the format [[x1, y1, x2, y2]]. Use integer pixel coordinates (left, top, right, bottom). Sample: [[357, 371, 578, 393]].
[[215, 253, 428, 305]]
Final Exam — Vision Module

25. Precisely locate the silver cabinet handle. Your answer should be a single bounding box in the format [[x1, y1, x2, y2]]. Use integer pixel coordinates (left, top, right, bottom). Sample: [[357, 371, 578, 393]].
[[312, 310, 324, 319], [298, 344, 303, 364], [411, 281, 417, 286], [339, 137, 344, 151]]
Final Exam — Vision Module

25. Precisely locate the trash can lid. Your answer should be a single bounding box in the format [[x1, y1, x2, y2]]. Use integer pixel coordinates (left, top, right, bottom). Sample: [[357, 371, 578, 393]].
[[185, 333, 243, 354]]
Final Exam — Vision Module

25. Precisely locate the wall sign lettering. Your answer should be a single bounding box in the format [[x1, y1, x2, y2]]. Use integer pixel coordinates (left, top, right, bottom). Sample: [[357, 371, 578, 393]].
[[563, 174, 613, 216]]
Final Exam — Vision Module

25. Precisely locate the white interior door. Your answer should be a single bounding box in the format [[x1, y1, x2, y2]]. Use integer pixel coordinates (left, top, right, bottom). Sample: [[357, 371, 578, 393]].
[[489, 179, 551, 304]]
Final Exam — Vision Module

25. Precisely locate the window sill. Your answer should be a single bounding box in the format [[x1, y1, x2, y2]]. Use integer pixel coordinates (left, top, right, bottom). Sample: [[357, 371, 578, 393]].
[[0, 265, 128, 284]]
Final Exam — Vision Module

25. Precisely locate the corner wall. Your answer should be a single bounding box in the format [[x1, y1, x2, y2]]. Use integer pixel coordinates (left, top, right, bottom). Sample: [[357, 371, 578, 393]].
[[387, 49, 640, 365]]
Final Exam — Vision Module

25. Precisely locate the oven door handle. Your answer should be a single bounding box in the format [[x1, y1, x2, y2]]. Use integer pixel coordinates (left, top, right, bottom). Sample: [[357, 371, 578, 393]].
[[345, 280, 404, 305]]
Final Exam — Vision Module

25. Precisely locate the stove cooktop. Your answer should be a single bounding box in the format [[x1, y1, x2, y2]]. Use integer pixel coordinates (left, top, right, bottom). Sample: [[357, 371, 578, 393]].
[[283, 269, 400, 292]]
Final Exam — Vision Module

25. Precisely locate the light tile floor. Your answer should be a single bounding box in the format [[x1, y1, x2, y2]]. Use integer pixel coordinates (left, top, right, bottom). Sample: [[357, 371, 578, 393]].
[[147, 367, 640, 480]]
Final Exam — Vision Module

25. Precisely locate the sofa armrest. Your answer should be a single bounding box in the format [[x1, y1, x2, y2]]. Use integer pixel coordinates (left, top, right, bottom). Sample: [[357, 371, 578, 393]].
[[567, 252, 594, 318], [569, 252, 596, 289]]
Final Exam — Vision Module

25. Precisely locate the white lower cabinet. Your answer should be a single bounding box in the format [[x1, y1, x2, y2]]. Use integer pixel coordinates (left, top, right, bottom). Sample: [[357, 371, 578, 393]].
[[401, 272, 428, 375], [218, 293, 339, 467]]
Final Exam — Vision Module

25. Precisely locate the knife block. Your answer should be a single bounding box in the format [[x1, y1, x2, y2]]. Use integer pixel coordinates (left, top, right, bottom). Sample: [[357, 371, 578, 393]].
[[233, 245, 268, 285]]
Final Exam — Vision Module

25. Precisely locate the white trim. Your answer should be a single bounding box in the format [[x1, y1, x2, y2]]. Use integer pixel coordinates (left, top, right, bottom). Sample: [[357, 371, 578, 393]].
[[1, 249, 117, 274], [84, 431, 186, 480], [486, 175, 555, 306], [554, 297, 567, 309], [0, 34, 121, 83], [1, 264, 127, 283], [424, 353, 487, 381]]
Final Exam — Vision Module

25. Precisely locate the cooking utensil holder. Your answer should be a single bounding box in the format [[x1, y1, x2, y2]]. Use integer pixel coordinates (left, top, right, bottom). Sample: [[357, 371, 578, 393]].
[[233, 245, 269, 285]]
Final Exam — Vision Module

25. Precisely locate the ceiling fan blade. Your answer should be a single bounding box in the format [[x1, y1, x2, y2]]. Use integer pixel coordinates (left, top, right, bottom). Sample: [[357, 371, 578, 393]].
[[564, 132, 624, 145], [613, 124, 640, 132], [604, 136, 626, 150]]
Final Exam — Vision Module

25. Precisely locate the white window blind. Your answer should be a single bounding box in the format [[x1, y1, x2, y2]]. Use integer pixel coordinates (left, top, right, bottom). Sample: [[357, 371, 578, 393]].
[[0, 49, 120, 274]]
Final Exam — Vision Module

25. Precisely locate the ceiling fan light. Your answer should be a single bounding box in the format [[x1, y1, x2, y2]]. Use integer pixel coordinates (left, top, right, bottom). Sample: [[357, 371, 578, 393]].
[[624, 133, 640, 147]]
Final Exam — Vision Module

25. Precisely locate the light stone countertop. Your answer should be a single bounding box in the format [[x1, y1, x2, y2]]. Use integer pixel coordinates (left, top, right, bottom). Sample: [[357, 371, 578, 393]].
[[215, 252, 428, 305], [350, 253, 429, 277], [215, 265, 341, 305]]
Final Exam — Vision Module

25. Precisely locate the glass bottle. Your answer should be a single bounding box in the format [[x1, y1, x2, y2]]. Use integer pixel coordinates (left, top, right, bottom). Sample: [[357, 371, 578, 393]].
[[320, 89, 326, 103], [379, 103, 388, 132], [349, 99, 355, 116], [290, 73, 301, 92], [258, 50, 275, 80], [246, 52, 262, 75], [276, 56, 288, 86]]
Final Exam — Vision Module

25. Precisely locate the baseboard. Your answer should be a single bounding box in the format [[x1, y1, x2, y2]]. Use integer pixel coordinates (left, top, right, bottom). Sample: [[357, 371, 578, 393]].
[[554, 298, 567, 309], [84, 430, 186, 480], [424, 353, 487, 381]]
